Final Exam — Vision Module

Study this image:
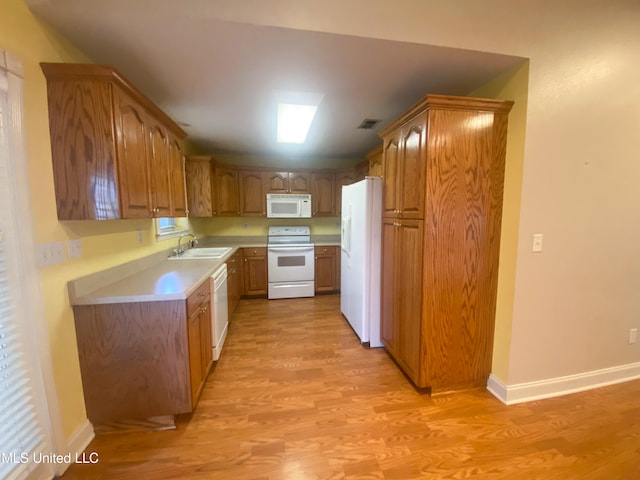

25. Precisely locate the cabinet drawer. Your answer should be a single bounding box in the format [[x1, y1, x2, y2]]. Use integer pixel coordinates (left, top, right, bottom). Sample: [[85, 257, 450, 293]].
[[243, 247, 266, 257], [315, 246, 337, 255], [187, 280, 210, 317]]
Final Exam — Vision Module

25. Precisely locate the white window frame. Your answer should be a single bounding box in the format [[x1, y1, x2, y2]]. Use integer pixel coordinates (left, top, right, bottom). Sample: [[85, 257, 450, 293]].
[[154, 216, 189, 240], [0, 50, 66, 479]]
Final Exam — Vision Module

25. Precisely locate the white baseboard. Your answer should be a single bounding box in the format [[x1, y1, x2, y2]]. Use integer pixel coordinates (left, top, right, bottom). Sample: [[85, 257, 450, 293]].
[[55, 419, 95, 476], [487, 361, 640, 405]]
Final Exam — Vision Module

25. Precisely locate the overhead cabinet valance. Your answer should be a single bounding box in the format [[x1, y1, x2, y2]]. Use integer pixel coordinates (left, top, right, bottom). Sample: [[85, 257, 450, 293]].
[[41, 63, 187, 220]]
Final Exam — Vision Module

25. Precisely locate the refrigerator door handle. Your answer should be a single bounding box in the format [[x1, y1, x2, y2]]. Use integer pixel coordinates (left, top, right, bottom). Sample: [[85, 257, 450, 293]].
[[342, 215, 351, 255]]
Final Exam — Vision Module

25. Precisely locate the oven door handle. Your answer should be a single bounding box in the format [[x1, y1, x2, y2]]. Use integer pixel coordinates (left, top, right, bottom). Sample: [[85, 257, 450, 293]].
[[268, 246, 314, 254]]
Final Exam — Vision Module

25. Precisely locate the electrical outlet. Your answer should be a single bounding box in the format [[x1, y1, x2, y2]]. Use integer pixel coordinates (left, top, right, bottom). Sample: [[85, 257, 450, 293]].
[[629, 328, 638, 345], [243, 222, 249, 229], [137, 230, 143, 244], [67, 239, 83, 259]]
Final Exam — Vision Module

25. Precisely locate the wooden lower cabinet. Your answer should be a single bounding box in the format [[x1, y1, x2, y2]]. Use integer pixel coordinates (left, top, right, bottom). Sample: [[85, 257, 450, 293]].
[[72, 280, 212, 424], [242, 248, 268, 297], [381, 219, 423, 381], [314, 246, 340, 293], [187, 280, 213, 407], [226, 250, 242, 319]]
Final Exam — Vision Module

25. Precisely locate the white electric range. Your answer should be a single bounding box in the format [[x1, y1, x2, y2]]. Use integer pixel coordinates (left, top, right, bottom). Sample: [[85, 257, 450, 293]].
[[267, 226, 315, 299]]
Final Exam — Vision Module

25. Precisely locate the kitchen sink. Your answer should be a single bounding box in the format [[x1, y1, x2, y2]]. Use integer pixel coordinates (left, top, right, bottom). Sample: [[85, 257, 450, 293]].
[[168, 247, 233, 260]]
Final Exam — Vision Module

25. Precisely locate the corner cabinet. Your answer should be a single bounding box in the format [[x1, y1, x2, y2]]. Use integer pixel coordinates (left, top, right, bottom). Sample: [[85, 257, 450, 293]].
[[379, 94, 513, 394], [72, 279, 213, 425], [41, 63, 187, 220]]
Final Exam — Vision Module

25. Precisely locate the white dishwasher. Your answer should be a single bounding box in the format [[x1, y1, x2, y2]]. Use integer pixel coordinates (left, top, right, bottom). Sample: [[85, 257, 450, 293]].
[[211, 263, 229, 360]]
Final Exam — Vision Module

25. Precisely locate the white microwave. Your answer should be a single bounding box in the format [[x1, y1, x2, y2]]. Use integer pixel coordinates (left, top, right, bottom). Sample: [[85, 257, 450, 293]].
[[266, 194, 312, 218]]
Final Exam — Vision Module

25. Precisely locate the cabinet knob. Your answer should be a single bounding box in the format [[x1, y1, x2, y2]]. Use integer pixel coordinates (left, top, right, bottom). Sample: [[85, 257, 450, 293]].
[[244, 258, 247, 262]]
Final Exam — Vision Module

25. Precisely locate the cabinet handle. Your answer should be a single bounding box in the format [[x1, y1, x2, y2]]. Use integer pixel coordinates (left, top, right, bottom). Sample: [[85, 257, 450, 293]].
[[315, 256, 318, 260], [244, 258, 247, 262]]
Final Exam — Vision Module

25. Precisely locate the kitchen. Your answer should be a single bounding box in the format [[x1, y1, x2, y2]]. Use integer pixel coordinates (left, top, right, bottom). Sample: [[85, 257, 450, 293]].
[[3, 1, 640, 479]]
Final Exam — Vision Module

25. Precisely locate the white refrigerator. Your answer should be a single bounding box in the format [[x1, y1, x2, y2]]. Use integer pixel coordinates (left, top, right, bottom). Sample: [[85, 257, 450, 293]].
[[340, 176, 383, 348]]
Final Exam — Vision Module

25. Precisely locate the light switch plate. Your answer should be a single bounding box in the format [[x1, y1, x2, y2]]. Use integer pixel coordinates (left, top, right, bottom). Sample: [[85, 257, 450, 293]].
[[532, 233, 543, 253]]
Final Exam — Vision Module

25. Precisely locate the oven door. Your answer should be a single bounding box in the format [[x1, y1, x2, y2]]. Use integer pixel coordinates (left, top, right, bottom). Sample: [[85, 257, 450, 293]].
[[267, 245, 315, 282]]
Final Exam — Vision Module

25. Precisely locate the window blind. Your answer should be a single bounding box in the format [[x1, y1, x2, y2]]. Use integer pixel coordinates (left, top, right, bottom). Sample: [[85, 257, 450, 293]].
[[0, 56, 55, 480]]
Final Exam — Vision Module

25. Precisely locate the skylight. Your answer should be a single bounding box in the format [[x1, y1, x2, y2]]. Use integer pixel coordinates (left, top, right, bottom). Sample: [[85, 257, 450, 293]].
[[277, 103, 318, 144]]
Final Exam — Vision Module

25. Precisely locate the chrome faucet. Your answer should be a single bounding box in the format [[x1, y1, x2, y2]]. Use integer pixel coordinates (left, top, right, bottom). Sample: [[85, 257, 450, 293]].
[[175, 233, 197, 256]]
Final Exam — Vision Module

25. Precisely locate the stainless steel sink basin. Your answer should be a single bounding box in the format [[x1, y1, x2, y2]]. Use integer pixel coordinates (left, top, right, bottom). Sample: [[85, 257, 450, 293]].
[[168, 247, 233, 260]]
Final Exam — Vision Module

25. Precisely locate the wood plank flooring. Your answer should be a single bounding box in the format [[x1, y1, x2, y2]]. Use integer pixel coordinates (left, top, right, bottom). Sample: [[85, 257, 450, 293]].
[[62, 295, 640, 479]]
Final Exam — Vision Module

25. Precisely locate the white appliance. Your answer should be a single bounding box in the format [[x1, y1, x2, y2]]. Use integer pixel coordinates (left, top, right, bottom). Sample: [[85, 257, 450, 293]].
[[340, 177, 383, 347], [266, 194, 312, 218], [267, 226, 315, 299], [211, 263, 229, 360]]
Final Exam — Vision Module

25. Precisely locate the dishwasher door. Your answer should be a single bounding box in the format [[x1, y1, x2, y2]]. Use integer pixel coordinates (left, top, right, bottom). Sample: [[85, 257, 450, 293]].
[[211, 264, 229, 360]]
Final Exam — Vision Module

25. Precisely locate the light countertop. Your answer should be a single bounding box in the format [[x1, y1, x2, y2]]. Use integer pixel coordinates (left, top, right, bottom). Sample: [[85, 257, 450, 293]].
[[69, 234, 341, 306]]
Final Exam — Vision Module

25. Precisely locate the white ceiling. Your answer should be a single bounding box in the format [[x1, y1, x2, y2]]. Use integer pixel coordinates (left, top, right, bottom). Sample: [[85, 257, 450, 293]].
[[27, 0, 526, 165]]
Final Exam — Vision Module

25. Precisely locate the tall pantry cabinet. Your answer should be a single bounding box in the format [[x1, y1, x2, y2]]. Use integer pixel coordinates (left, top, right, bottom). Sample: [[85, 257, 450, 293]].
[[379, 94, 513, 393]]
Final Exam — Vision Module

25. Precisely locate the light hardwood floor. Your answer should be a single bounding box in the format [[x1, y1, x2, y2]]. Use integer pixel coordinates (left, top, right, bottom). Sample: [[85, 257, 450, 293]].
[[63, 295, 640, 479]]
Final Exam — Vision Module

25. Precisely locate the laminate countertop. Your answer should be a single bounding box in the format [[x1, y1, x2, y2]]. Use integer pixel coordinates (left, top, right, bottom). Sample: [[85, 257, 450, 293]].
[[68, 234, 341, 306]]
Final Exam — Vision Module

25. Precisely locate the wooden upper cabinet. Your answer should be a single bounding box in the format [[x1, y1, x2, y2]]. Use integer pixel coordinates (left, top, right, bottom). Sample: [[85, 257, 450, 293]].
[[114, 89, 152, 219], [215, 166, 240, 216], [398, 114, 427, 219], [289, 172, 311, 193], [381, 136, 400, 218], [185, 156, 215, 217], [264, 171, 289, 193], [147, 120, 172, 217], [168, 135, 187, 217], [239, 170, 266, 216], [335, 169, 357, 217], [381, 112, 427, 219], [366, 145, 384, 178], [311, 172, 335, 216], [41, 63, 187, 220], [265, 171, 311, 194]]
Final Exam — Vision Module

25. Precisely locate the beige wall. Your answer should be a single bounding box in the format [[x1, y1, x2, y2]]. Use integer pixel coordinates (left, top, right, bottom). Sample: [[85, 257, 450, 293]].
[[203, 0, 640, 386], [1, 0, 195, 439], [471, 63, 529, 382]]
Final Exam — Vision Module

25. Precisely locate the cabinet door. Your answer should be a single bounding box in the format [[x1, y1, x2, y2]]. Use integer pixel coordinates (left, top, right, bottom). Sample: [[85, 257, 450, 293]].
[[398, 114, 427, 219], [335, 170, 356, 217], [147, 121, 172, 217], [265, 171, 289, 193], [311, 172, 335, 216], [382, 136, 400, 218], [239, 170, 266, 216], [185, 157, 214, 217], [168, 135, 187, 217], [242, 248, 268, 296], [395, 219, 424, 384], [187, 306, 203, 407], [215, 166, 240, 216], [199, 297, 213, 379], [288, 172, 311, 193], [380, 218, 398, 354], [114, 89, 152, 218], [314, 246, 338, 293], [368, 148, 384, 178]]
